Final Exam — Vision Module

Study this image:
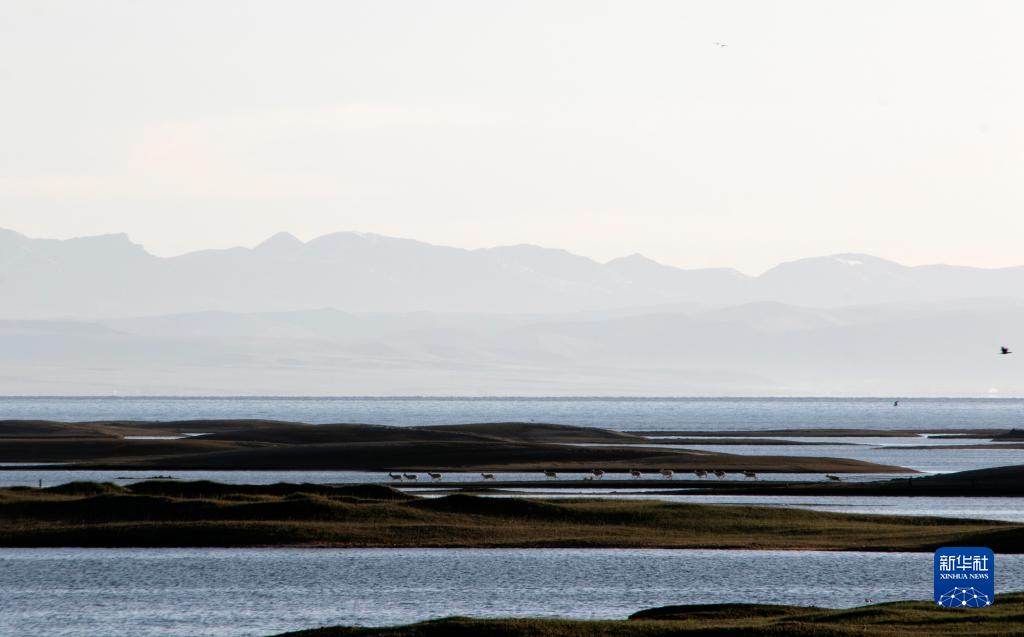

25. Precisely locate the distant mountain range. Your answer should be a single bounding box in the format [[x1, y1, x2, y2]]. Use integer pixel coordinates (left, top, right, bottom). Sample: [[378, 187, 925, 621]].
[[4, 227, 1024, 318], [2, 300, 1022, 395], [3, 228, 1022, 395]]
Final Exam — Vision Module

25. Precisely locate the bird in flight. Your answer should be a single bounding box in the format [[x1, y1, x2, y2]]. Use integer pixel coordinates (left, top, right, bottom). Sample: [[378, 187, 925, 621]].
[[713, 42, 728, 47], [1000, 346, 1012, 355]]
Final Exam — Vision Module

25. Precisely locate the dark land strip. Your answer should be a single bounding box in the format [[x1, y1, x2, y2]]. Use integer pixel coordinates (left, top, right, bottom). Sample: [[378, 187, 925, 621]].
[[1, 478, 1022, 550], [0, 420, 912, 473], [271, 593, 1024, 637]]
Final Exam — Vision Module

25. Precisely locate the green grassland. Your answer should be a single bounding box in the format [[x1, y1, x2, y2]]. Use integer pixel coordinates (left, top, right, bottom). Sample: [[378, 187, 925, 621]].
[[1, 480, 1021, 550]]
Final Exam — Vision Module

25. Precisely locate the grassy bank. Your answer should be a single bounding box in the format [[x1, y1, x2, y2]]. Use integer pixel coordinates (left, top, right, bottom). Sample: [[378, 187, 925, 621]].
[[1, 480, 1020, 550], [0, 419, 911, 473], [273, 593, 1024, 637]]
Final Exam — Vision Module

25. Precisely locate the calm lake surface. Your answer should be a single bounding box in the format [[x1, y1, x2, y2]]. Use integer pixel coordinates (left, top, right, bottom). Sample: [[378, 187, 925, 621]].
[[3, 548, 1022, 637], [3, 396, 1024, 432]]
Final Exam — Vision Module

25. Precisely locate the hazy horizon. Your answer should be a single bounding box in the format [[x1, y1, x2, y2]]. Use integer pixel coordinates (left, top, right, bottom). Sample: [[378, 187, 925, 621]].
[[4, 1, 1023, 396], [7, 225, 1024, 275], [4, 1, 1024, 273], [3, 225, 1022, 396]]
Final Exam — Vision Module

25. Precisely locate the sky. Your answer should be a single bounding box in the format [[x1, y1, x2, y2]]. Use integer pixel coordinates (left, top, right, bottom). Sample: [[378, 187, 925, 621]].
[[1, 1, 1022, 274]]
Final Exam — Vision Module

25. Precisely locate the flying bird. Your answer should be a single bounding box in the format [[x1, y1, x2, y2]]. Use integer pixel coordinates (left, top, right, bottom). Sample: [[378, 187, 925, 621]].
[[713, 42, 728, 47], [1001, 347, 1013, 355]]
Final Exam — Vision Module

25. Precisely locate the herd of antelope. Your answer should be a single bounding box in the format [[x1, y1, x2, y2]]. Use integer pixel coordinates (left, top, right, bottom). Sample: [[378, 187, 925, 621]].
[[641, 468, 759, 480], [386, 470, 845, 482]]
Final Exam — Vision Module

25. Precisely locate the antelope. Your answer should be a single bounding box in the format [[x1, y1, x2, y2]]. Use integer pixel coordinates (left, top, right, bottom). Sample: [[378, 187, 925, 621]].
[[743, 470, 758, 480], [403, 473, 417, 481], [694, 469, 708, 479], [388, 472, 403, 481], [714, 470, 727, 479], [481, 472, 496, 480], [544, 470, 558, 479], [826, 474, 842, 482], [591, 469, 605, 479], [428, 472, 443, 481], [630, 469, 642, 479], [660, 468, 674, 479]]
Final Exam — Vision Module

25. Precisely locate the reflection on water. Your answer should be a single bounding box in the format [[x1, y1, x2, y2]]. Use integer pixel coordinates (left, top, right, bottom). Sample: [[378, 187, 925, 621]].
[[3, 548, 1021, 637]]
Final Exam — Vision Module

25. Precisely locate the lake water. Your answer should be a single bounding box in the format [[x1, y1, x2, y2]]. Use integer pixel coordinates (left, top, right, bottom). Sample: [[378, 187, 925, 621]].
[[3, 396, 1024, 432], [3, 548, 1021, 637]]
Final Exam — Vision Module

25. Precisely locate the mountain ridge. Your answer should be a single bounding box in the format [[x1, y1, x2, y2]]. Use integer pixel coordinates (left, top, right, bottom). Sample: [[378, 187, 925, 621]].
[[4, 227, 1024, 319], [2, 297, 1021, 395]]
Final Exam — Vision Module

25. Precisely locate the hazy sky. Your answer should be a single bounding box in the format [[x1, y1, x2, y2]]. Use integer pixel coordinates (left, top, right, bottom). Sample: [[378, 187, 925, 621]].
[[1, 1, 1022, 273]]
